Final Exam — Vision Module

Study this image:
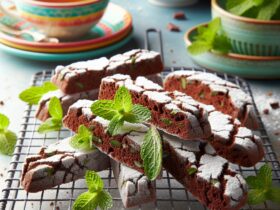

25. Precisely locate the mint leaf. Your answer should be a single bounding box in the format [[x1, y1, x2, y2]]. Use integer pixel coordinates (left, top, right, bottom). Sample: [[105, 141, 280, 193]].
[[73, 170, 113, 210], [19, 81, 57, 105], [213, 32, 231, 54], [258, 163, 272, 188], [188, 41, 212, 55], [113, 86, 133, 112], [248, 189, 266, 205], [257, 0, 280, 20], [91, 100, 118, 120], [123, 104, 151, 123], [266, 187, 280, 203], [48, 97, 63, 119], [0, 113, 9, 130], [228, 0, 258, 16], [0, 130, 17, 156], [140, 126, 162, 180], [246, 176, 263, 189], [37, 118, 62, 133], [85, 170, 104, 193], [73, 191, 99, 210], [70, 125, 94, 151], [107, 115, 124, 136]]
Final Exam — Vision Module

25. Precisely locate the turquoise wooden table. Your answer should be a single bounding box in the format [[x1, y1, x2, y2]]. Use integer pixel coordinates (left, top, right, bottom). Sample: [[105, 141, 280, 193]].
[[0, 0, 279, 193]]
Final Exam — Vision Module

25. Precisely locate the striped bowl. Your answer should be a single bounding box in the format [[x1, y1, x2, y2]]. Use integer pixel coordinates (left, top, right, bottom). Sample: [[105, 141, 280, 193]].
[[15, 0, 109, 40], [212, 0, 280, 56]]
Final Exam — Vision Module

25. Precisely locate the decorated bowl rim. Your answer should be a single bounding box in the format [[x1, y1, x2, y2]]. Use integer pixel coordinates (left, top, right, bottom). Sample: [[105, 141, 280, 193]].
[[19, 0, 106, 8], [185, 23, 280, 61], [212, 0, 280, 25]]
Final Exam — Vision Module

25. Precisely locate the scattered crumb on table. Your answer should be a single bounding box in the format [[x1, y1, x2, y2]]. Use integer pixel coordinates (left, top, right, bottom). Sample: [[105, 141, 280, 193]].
[[0, 101, 4, 106], [173, 11, 186, 20], [167, 23, 180, 32], [263, 109, 269, 115], [267, 91, 273, 96]]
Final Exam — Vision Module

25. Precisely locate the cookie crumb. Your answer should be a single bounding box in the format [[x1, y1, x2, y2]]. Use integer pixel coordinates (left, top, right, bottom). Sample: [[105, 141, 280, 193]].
[[263, 109, 269, 115], [167, 23, 180, 32], [267, 91, 273, 96], [173, 11, 186, 20], [270, 101, 279, 109]]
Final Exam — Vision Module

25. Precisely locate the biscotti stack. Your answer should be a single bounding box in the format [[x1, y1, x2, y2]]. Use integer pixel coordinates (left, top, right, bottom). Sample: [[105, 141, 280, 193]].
[[22, 50, 265, 210], [35, 49, 164, 121]]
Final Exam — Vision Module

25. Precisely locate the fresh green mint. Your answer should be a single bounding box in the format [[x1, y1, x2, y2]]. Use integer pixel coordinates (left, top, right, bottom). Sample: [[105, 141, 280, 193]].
[[188, 18, 231, 55], [70, 125, 95, 151], [226, 0, 280, 20], [91, 86, 151, 136], [19, 81, 58, 105], [73, 170, 113, 210], [140, 126, 162, 181], [246, 164, 280, 205], [0, 113, 17, 155], [37, 97, 63, 133]]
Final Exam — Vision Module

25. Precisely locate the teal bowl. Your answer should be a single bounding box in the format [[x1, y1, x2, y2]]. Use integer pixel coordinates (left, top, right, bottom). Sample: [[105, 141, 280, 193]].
[[212, 0, 280, 56], [185, 24, 280, 79]]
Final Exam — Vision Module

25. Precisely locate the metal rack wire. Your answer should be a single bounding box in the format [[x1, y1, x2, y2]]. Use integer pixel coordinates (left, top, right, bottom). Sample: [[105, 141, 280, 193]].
[[0, 67, 280, 210]]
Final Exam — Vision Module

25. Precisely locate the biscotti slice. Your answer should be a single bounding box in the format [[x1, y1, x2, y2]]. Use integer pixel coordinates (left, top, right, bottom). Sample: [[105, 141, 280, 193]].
[[163, 137, 248, 210], [63, 100, 159, 174], [99, 75, 264, 167], [21, 137, 110, 192], [111, 160, 156, 208], [163, 70, 258, 129], [51, 49, 163, 94], [35, 89, 99, 121], [98, 74, 212, 140]]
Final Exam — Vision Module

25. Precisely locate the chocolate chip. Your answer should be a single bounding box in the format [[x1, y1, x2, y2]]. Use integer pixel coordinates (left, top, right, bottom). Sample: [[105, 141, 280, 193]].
[[167, 23, 180, 32], [173, 11, 186, 20], [270, 101, 279, 109], [263, 109, 269, 115], [0, 101, 4, 106]]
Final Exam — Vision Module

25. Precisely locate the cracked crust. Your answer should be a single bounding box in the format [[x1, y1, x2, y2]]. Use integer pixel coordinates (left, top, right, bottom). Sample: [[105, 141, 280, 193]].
[[163, 70, 258, 129], [98, 74, 212, 140], [163, 136, 248, 210], [111, 160, 156, 208], [21, 137, 110, 192], [51, 49, 163, 94], [98, 75, 264, 167]]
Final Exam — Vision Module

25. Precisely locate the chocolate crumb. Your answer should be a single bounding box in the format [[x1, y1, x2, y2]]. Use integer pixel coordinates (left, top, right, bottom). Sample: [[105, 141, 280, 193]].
[[50, 202, 54, 206], [56, 207, 60, 210], [267, 92, 273, 96], [270, 101, 279, 109], [0, 173, 3, 177], [173, 11, 186, 20], [274, 132, 280, 136], [167, 23, 180, 32], [263, 109, 269, 115], [0, 101, 4, 106]]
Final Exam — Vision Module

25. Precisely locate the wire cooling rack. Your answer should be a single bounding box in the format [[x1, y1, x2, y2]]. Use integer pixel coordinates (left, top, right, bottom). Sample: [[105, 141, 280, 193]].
[[0, 67, 280, 210]]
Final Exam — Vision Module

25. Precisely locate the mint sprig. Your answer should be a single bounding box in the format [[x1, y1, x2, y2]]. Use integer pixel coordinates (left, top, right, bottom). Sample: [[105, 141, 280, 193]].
[[226, 0, 280, 20], [37, 97, 63, 133], [188, 18, 231, 55], [91, 86, 151, 136], [70, 125, 95, 151], [19, 82, 58, 105], [73, 170, 113, 210], [0, 113, 17, 155], [246, 164, 280, 205], [140, 126, 162, 181]]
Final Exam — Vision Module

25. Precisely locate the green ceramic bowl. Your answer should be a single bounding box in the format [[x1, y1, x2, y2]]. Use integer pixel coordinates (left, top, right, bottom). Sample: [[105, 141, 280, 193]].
[[185, 24, 280, 79], [212, 0, 280, 56]]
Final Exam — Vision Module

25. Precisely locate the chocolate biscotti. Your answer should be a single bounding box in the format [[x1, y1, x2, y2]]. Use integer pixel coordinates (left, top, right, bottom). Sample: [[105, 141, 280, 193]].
[[51, 49, 163, 94], [21, 137, 110, 192], [98, 75, 264, 167], [163, 138, 248, 210], [98, 74, 212, 140], [111, 160, 156, 208], [163, 71, 258, 129], [35, 89, 99, 121]]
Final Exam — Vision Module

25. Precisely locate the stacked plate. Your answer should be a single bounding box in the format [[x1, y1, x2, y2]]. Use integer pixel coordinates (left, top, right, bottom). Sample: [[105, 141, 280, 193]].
[[0, 2, 133, 61]]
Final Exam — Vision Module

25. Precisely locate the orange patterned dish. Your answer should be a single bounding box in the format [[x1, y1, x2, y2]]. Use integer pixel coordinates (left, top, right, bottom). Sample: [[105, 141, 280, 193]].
[[0, 3, 132, 53]]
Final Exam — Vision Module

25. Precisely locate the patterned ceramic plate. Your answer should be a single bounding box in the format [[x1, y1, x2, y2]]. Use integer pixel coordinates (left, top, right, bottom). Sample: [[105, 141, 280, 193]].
[[0, 2, 132, 53], [185, 24, 280, 79], [0, 32, 132, 61]]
